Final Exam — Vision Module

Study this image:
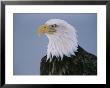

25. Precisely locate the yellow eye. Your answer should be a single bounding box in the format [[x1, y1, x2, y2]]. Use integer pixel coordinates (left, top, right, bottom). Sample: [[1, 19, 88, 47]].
[[50, 24, 57, 28], [51, 25, 54, 28], [54, 24, 57, 27]]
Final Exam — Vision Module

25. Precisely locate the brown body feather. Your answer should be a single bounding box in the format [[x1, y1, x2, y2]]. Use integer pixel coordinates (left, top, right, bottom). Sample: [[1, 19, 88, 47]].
[[40, 46, 97, 75]]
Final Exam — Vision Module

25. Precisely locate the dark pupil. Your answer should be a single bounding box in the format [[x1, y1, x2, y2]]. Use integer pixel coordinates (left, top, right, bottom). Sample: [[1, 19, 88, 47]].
[[51, 24, 56, 27], [51, 25, 54, 27]]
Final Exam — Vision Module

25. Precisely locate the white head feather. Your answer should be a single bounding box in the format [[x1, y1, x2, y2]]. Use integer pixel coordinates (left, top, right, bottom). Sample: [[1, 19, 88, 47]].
[[45, 19, 78, 60]]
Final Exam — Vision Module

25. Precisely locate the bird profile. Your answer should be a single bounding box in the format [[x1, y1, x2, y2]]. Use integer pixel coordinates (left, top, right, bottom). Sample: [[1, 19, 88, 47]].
[[37, 19, 97, 75]]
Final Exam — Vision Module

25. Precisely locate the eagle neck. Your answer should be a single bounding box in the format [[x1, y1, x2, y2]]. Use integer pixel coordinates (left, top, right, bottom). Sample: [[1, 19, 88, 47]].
[[46, 31, 78, 60]]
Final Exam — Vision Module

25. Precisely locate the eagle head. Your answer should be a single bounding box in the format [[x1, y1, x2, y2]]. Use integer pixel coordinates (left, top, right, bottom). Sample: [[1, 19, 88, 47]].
[[37, 19, 78, 60]]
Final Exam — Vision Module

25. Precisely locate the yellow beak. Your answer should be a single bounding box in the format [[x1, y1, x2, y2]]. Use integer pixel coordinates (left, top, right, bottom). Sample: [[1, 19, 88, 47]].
[[37, 24, 49, 34]]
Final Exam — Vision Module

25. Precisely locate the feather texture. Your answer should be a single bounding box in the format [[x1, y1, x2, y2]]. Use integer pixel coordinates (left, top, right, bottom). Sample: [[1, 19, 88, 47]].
[[40, 46, 97, 75], [46, 19, 78, 60], [39, 19, 97, 75]]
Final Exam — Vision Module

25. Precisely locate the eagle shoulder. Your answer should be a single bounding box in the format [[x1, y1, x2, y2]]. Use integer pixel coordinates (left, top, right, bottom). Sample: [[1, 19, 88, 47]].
[[40, 46, 97, 75]]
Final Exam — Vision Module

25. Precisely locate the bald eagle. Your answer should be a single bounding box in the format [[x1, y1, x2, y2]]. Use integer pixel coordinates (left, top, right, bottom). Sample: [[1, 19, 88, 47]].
[[37, 19, 97, 75]]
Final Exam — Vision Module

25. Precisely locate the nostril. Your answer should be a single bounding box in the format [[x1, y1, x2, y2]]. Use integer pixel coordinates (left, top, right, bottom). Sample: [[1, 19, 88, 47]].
[[44, 27, 46, 28]]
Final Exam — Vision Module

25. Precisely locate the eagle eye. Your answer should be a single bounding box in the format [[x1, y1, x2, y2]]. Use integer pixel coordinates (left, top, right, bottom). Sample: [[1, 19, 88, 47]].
[[53, 24, 57, 27], [50, 24, 57, 28]]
